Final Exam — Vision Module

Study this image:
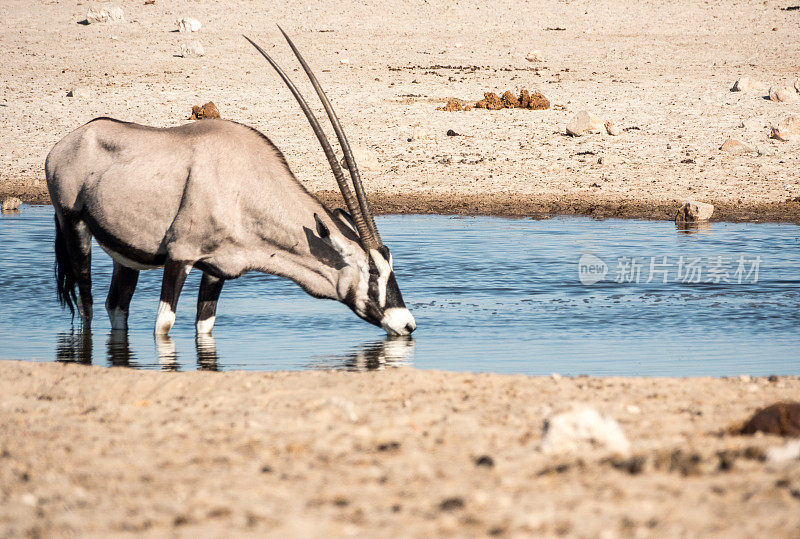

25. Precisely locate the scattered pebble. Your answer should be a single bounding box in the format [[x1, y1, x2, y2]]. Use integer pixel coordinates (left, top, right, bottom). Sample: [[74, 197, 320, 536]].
[[675, 200, 714, 224], [740, 118, 761, 130], [769, 86, 798, 102], [177, 17, 202, 33], [720, 138, 757, 154], [626, 404, 641, 415], [1, 197, 22, 212], [604, 121, 619, 136], [550, 372, 562, 381], [439, 497, 465, 511], [189, 101, 220, 120], [526, 50, 543, 62], [566, 110, 604, 137], [541, 406, 630, 456], [795, 79, 800, 94], [770, 115, 800, 141], [730, 77, 765, 92], [339, 58, 350, 65], [765, 440, 800, 464], [85, 5, 125, 24], [739, 401, 800, 436], [180, 41, 205, 58], [67, 86, 91, 98], [474, 455, 494, 467], [446, 129, 460, 136]]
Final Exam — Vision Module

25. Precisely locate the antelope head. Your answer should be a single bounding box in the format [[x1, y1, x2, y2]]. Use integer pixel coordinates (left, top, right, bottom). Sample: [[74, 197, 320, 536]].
[[245, 29, 416, 336]]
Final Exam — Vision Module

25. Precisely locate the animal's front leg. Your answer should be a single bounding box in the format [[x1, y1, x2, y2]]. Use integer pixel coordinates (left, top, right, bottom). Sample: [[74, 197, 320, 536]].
[[155, 261, 191, 335], [106, 262, 140, 330], [196, 273, 225, 334]]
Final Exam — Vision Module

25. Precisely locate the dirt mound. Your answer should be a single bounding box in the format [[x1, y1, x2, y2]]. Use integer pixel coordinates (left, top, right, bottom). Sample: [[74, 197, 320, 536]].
[[739, 401, 800, 436], [457, 89, 550, 111], [436, 98, 471, 112], [189, 101, 221, 120]]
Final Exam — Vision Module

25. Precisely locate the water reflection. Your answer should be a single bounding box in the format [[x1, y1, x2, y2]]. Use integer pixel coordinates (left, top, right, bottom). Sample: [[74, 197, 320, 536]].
[[675, 221, 713, 235], [55, 331, 413, 372], [56, 331, 92, 365], [308, 336, 415, 371]]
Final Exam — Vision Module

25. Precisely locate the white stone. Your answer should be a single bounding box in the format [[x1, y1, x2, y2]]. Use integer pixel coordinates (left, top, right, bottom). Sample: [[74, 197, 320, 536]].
[[526, 50, 543, 62], [180, 41, 205, 58], [720, 138, 757, 154], [541, 406, 630, 456], [675, 200, 714, 223], [1, 197, 22, 212], [339, 58, 350, 65], [769, 86, 798, 102], [730, 77, 765, 92], [604, 121, 619, 136], [177, 17, 202, 33], [566, 110, 604, 137], [626, 404, 641, 415], [85, 5, 125, 24], [770, 115, 800, 141], [766, 440, 800, 464], [67, 86, 92, 98], [740, 119, 761, 130]]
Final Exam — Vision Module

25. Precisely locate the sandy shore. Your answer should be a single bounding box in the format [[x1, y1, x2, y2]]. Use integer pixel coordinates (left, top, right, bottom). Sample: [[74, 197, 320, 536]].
[[2, 0, 800, 222], [1, 361, 798, 537]]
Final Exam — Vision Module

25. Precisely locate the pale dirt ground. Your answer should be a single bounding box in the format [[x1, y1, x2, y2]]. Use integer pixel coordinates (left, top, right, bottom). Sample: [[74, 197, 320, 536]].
[[1, 361, 799, 537], [2, 2, 800, 537], [1, 0, 800, 220]]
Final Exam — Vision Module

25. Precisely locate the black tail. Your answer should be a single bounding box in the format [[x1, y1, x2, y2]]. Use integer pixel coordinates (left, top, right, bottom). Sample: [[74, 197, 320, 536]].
[[54, 215, 77, 317]]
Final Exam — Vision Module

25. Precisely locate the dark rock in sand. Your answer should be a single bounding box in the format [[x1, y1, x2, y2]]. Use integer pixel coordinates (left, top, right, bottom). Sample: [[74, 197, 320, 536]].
[[740, 401, 800, 437]]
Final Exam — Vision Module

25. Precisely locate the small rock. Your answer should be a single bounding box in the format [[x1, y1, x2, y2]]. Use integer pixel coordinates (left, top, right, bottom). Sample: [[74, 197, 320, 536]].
[[770, 115, 800, 141], [67, 86, 92, 99], [766, 440, 800, 464], [720, 138, 757, 154], [566, 110, 604, 137], [474, 455, 494, 467], [526, 50, 543, 62], [739, 401, 800, 436], [339, 58, 350, 65], [177, 17, 201, 33], [550, 372, 562, 381], [1, 197, 22, 212], [180, 41, 205, 58], [541, 406, 630, 456], [439, 497, 465, 511], [730, 77, 765, 92], [675, 200, 714, 224], [626, 404, 641, 415], [769, 86, 798, 102], [85, 5, 125, 24], [340, 147, 380, 173], [189, 101, 220, 120], [604, 121, 619, 136], [446, 129, 460, 136]]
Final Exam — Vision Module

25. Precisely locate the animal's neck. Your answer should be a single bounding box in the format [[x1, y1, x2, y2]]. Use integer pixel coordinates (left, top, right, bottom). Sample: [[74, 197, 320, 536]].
[[257, 248, 341, 300]]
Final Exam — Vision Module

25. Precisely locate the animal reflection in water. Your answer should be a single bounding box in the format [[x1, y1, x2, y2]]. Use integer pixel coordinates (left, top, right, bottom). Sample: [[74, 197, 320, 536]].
[[55, 332, 414, 372]]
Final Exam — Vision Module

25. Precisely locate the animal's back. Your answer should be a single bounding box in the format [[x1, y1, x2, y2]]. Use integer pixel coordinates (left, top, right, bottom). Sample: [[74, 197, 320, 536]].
[[45, 118, 294, 259]]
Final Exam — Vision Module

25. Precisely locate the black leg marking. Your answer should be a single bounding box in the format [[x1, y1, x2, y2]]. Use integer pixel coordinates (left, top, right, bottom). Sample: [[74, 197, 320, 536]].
[[106, 261, 140, 330], [196, 273, 225, 334], [155, 260, 191, 335]]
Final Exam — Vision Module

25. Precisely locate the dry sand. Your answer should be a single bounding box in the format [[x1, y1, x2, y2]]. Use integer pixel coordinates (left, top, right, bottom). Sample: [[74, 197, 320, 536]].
[[1, 0, 800, 221], [1, 361, 799, 537], [2, 1, 800, 536]]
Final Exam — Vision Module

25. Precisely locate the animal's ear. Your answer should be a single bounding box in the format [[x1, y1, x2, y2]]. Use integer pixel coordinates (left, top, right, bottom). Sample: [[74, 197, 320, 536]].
[[314, 213, 330, 239], [333, 208, 357, 235]]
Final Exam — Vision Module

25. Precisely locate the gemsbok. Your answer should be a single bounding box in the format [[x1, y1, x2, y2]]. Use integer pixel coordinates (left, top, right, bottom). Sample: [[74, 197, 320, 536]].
[[45, 29, 416, 337]]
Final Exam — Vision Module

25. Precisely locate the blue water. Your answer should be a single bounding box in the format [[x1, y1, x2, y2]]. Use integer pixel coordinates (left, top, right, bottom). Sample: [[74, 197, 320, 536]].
[[1, 204, 798, 375]]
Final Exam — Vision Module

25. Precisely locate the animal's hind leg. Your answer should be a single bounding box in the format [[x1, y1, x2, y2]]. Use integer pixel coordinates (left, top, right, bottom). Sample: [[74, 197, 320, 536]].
[[196, 273, 225, 334], [60, 216, 94, 327], [106, 262, 139, 330], [155, 260, 191, 335]]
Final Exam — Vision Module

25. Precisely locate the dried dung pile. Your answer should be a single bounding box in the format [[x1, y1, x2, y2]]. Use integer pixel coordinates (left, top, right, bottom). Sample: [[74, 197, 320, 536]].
[[189, 101, 221, 120], [439, 89, 550, 111]]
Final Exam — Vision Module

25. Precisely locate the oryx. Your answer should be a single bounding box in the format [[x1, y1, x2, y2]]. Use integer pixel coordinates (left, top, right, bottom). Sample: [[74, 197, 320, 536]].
[[45, 29, 416, 337]]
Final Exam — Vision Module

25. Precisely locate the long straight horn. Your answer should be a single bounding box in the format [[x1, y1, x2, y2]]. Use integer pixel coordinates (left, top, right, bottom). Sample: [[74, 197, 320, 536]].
[[242, 35, 373, 246], [277, 26, 382, 247]]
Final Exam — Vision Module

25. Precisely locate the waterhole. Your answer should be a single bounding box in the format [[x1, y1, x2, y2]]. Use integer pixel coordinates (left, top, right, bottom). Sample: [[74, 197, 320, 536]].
[[1, 205, 798, 375]]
